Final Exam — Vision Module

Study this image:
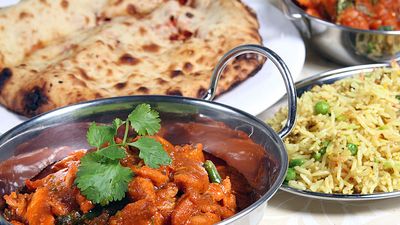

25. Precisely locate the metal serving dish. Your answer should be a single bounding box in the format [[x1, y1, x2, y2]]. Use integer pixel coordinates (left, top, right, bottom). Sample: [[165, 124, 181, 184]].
[[0, 45, 297, 224], [260, 63, 400, 201], [281, 0, 400, 66]]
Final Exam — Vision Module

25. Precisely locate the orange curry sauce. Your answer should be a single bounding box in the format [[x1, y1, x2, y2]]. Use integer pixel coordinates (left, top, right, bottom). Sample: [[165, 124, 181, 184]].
[[296, 0, 400, 30], [2, 121, 262, 225]]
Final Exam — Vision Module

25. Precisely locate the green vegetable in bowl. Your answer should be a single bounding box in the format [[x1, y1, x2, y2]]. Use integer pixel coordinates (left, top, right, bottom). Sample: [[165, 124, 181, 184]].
[[75, 103, 172, 206], [289, 159, 305, 167], [314, 101, 330, 115], [285, 168, 296, 181], [203, 160, 222, 183], [378, 26, 394, 31], [347, 143, 358, 156]]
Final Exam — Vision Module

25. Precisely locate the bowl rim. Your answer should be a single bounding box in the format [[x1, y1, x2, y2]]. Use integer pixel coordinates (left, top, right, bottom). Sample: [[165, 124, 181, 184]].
[[285, 0, 400, 35], [0, 94, 289, 224]]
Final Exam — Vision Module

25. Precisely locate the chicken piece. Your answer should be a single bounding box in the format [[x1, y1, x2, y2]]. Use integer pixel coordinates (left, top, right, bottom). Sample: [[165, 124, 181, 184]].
[[3, 192, 31, 220], [109, 199, 156, 225], [171, 195, 198, 225], [221, 178, 236, 211], [128, 177, 156, 201], [64, 163, 78, 188], [171, 144, 205, 163], [205, 183, 225, 202], [51, 150, 86, 171], [10, 221, 25, 225], [156, 136, 176, 154], [337, 7, 369, 29], [173, 159, 209, 193], [155, 183, 179, 219], [75, 190, 94, 213], [186, 212, 221, 225], [131, 166, 169, 187], [26, 187, 55, 225]]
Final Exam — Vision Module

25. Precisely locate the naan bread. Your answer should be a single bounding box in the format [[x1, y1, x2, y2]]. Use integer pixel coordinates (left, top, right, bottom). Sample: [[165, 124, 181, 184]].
[[0, 0, 263, 117]]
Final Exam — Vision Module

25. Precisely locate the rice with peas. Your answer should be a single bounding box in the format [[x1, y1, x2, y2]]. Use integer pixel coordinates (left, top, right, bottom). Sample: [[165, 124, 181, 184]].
[[268, 63, 400, 194]]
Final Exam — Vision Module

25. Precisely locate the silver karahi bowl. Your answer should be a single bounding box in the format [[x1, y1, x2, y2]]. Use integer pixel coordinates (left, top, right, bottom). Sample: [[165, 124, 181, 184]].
[[282, 0, 400, 66], [0, 45, 297, 224]]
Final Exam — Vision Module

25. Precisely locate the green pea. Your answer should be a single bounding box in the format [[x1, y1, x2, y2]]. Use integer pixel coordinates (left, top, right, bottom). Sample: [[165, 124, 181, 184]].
[[312, 151, 322, 161], [347, 143, 358, 156], [285, 168, 296, 181], [289, 159, 305, 167], [314, 101, 330, 115], [396, 95, 400, 101], [321, 141, 330, 148]]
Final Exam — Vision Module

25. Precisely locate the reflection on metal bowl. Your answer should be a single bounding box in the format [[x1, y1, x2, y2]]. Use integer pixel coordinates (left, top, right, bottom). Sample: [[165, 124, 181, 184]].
[[282, 0, 400, 66]]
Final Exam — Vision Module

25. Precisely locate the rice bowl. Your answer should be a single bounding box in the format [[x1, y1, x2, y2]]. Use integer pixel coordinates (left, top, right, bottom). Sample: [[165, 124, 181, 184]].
[[268, 62, 400, 195]]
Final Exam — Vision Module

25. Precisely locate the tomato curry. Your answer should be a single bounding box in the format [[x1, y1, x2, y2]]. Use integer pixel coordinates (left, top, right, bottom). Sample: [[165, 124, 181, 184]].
[[296, 0, 400, 30], [1, 104, 269, 225]]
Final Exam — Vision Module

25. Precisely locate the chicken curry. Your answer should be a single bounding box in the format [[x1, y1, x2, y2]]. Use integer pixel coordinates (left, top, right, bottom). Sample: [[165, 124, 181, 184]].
[[296, 0, 400, 30], [1, 104, 263, 225]]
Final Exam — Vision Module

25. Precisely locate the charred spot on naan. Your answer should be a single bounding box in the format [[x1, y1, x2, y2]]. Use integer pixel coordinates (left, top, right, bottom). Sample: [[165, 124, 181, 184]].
[[114, 82, 127, 90], [142, 43, 160, 53], [197, 87, 207, 98], [137, 87, 150, 94], [170, 70, 183, 78], [119, 53, 140, 66], [23, 87, 48, 115], [0, 68, 12, 94], [183, 62, 193, 72], [60, 0, 69, 9]]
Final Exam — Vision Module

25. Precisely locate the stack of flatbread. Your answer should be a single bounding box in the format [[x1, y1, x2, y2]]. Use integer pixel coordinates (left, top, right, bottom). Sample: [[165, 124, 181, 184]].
[[0, 0, 263, 117]]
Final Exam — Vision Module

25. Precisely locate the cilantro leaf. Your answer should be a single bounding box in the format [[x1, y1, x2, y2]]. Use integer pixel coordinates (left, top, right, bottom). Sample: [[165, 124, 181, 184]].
[[128, 104, 161, 135], [112, 118, 124, 131], [87, 123, 115, 148], [128, 137, 171, 168], [75, 153, 133, 206], [96, 145, 126, 160]]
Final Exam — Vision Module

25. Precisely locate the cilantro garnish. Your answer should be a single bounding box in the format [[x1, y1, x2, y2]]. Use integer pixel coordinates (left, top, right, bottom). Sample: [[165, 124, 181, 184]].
[[75, 153, 132, 206], [129, 137, 172, 168], [128, 103, 161, 136], [86, 123, 115, 148], [96, 145, 126, 160], [75, 103, 171, 205]]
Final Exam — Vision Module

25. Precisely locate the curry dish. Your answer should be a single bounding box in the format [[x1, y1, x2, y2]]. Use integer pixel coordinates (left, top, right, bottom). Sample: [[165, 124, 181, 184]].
[[296, 0, 400, 30], [1, 104, 259, 225]]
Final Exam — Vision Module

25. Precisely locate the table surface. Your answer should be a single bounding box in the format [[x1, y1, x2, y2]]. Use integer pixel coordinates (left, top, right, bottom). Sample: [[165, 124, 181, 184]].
[[257, 1, 400, 225]]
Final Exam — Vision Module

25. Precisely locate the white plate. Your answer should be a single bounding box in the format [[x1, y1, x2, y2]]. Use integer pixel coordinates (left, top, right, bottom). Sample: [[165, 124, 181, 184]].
[[0, 0, 305, 134], [216, 0, 305, 115]]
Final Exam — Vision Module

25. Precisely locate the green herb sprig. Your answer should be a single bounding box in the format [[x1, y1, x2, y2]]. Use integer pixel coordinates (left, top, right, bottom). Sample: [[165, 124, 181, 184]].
[[75, 103, 172, 206]]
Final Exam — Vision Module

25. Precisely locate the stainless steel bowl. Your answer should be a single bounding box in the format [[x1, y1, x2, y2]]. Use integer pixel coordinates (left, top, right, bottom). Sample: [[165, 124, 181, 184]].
[[0, 45, 297, 224], [282, 0, 400, 66], [260, 63, 400, 201]]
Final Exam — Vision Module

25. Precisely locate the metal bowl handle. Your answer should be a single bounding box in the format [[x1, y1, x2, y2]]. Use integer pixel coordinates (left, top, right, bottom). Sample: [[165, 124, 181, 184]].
[[202, 44, 297, 139]]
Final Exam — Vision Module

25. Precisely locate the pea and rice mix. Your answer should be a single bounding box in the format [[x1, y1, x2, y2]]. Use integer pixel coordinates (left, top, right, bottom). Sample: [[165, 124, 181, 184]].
[[268, 63, 400, 194]]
